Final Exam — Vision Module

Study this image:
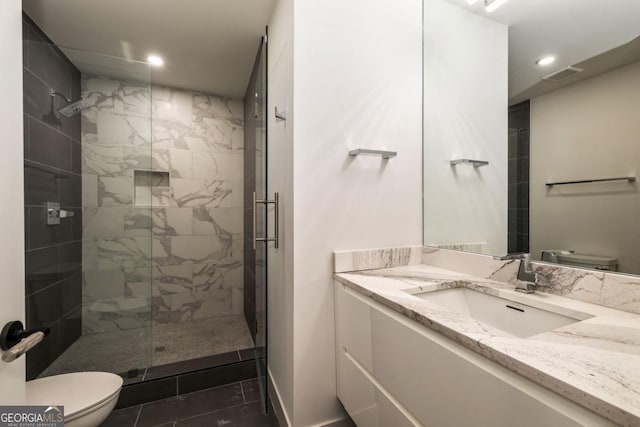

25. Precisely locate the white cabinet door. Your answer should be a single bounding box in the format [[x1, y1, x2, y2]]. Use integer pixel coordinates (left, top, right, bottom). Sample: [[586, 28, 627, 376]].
[[0, 0, 26, 405], [336, 282, 418, 426], [335, 282, 616, 427], [338, 349, 417, 427], [368, 306, 590, 427]]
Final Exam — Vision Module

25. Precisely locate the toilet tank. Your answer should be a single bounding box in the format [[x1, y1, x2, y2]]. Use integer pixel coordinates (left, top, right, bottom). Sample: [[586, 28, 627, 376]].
[[556, 253, 618, 271]]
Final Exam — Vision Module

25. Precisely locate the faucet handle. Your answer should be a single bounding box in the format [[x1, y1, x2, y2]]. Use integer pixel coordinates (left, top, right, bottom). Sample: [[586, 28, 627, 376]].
[[519, 254, 533, 273], [515, 281, 535, 294]]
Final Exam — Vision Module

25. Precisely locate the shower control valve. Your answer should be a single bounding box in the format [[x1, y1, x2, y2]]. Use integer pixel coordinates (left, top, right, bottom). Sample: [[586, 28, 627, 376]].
[[46, 202, 75, 225]]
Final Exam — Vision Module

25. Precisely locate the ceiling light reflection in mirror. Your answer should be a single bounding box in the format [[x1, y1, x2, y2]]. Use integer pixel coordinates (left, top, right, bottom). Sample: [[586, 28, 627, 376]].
[[423, 0, 640, 275]]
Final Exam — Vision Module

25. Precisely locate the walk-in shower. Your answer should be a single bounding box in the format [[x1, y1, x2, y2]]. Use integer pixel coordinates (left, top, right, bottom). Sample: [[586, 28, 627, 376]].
[[22, 12, 268, 400]]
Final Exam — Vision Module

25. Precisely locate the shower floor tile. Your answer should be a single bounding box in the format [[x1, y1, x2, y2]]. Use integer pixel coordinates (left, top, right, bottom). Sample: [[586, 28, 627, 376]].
[[152, 314, 254, 366], [38, 314, 254, 378]]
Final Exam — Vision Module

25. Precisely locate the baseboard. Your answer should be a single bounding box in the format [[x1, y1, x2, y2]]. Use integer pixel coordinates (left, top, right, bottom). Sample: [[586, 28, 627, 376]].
[[268, 368, 293, 427], [267, 369, 356, 427], [319, 417, 357, 427], [315, 400, 356, 427]]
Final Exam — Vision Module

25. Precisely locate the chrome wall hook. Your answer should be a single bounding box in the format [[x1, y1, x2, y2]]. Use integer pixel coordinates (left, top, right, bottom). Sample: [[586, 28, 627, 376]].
[[275, 106, 287, 121]]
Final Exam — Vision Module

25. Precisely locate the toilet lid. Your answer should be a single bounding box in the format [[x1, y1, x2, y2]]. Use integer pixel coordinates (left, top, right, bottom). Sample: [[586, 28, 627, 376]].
[[557, 253, 618, 267], [26, 372, 123, 418]]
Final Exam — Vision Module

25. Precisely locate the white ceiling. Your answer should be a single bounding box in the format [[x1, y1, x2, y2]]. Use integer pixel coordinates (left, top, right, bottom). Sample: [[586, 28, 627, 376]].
[[23, 0, 276, 98], [23, 0, 640, 101], [446, 0, 640, 101]]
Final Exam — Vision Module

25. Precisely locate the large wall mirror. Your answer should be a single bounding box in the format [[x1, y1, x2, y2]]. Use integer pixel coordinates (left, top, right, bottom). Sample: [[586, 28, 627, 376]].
[[423, 0, 640, 274]]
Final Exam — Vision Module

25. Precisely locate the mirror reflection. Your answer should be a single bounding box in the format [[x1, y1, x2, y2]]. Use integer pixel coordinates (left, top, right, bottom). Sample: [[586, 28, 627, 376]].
[[423, 0, 640, 274]]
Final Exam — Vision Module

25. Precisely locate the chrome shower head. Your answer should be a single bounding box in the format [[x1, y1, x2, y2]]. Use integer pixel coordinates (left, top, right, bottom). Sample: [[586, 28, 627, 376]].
[[49, 88, 88, 118], [58, 99, 89, 118]]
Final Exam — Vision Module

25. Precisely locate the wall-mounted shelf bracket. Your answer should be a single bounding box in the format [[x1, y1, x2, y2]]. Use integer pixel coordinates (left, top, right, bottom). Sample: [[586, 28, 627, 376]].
[[450, 159, 489, 167], [349, 149, 397, 159]]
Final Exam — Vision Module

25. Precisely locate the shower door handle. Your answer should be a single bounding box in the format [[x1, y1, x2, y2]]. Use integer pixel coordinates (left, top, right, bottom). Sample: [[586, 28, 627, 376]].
[[253, 191, 279, 250]]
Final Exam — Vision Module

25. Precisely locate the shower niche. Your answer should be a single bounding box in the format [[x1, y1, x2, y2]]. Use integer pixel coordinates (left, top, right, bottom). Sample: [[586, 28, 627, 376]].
[[134, 170, 170, 207]]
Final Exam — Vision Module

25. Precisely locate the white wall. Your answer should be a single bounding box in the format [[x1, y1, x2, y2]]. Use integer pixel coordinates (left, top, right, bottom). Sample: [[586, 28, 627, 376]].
[[266, 0, 295, 423], [267, 0, 423, 424], [530, 61, 640, 274], [290, 0, 423, 425], [423, 0, 508, 255], [0, 0, 26, 403]]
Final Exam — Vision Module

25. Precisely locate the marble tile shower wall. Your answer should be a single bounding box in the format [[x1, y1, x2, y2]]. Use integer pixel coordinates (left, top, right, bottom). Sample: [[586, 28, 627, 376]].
[[81, 76, 244, 335]]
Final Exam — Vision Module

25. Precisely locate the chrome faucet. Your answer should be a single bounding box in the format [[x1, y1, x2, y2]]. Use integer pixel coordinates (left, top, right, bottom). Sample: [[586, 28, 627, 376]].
[[494, 253, 538, 294]]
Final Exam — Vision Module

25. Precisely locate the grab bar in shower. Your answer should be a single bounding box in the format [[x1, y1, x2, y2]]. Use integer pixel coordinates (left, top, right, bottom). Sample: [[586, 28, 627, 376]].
[[546, 176, 636, 187]]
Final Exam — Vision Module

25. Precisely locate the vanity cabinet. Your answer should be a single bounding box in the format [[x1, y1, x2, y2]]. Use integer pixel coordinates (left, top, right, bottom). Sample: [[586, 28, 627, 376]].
[[334, 282, 615, 427]]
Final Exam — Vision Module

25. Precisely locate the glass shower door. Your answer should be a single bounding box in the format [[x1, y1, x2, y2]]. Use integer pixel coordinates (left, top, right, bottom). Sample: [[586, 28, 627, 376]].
[[254, 34, 269, 412]]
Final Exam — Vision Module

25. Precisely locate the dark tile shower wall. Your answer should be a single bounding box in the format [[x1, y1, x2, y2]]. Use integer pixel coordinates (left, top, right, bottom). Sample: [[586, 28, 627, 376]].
[[243, 45, 263, 343], [22, 14, 82, 380], [508, 101, 530, 254]]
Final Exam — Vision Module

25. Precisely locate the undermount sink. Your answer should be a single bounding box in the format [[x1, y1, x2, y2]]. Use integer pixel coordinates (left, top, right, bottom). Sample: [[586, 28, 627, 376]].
[[413, 288, 582, 338]]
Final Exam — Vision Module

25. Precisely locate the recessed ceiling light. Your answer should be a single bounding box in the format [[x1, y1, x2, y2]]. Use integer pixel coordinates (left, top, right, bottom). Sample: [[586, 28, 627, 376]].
[[485, 0, 508, 12], [147, 55, 164, 67], [536, 56, 556, 66]]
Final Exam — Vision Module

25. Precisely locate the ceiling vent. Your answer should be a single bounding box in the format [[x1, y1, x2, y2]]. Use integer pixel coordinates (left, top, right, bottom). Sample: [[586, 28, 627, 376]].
[[541, 66, 584, 81]]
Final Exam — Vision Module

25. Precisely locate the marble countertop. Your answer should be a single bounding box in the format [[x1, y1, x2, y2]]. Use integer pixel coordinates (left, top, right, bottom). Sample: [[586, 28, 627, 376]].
[[335, 264, 640, 426]]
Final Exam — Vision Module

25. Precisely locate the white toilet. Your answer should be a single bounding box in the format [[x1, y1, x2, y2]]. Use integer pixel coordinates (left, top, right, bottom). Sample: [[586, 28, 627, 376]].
[[26, 372, 123, 427], [541, 250, 618, 271]]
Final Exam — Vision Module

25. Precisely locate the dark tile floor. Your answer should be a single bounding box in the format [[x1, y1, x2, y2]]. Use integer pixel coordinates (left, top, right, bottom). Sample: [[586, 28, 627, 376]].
[[102, 379, 278, 427]]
